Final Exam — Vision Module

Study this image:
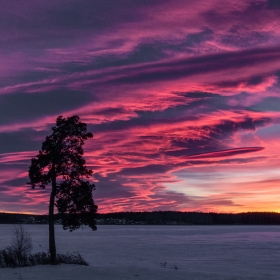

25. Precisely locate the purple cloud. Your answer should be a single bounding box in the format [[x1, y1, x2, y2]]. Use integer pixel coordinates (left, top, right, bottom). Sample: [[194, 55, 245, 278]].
[[0, 0, 280, 214]]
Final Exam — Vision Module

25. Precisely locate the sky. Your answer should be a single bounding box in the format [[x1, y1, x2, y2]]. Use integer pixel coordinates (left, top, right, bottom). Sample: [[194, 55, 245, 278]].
[[1, 0, 280, 214]]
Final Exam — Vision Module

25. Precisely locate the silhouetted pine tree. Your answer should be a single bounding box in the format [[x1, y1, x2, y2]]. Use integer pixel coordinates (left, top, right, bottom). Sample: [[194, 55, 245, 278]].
[[28, 115, 97, 264]]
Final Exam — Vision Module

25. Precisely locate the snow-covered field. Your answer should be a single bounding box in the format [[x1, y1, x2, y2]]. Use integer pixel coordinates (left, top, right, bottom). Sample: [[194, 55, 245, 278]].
[[0, 225, 280, 280]]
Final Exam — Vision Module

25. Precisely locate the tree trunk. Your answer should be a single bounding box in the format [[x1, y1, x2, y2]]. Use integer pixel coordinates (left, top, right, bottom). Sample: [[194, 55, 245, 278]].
[[49, 169, 57, 264]]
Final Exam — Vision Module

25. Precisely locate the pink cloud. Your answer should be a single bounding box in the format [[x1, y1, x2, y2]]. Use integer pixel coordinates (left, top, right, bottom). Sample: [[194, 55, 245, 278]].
[[0, 151, 37, 163], [183, 147, 264, 160], [1, 0, 280, 214]]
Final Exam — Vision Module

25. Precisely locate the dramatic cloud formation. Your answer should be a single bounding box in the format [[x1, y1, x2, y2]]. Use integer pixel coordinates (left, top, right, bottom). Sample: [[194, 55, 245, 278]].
[[0, 0, 280, 214]]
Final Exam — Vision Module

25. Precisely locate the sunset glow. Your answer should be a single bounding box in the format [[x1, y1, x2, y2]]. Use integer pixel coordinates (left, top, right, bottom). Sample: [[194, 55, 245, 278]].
[[1, 0, 280, 214]]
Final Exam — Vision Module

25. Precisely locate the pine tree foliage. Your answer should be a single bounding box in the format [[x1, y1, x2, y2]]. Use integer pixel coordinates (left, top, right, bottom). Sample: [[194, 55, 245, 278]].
[[56, 180, 97, 231]]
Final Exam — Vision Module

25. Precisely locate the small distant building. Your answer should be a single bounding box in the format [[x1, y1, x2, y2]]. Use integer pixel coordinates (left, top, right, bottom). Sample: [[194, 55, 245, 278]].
[[54, 219, 62, 225], [27, 216, 35, 224]]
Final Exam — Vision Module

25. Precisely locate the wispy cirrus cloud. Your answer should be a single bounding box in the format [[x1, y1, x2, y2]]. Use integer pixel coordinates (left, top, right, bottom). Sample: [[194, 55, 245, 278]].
[[183, 147, 265, 159], [0, 0, 280, 213]]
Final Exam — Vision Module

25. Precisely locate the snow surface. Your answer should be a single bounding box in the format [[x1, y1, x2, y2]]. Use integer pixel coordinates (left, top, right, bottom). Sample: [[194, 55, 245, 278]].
[[0, 225, 280, 280]]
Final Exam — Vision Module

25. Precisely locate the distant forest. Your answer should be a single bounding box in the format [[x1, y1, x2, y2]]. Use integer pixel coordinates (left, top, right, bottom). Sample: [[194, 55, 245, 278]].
[[1, 211, 280, 225]]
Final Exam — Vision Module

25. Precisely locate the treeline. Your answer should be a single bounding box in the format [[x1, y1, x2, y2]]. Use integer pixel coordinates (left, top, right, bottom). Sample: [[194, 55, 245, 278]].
[[0, 213, 47, 224], [1, 211, 280, 225], [98, 211, 280, 225]]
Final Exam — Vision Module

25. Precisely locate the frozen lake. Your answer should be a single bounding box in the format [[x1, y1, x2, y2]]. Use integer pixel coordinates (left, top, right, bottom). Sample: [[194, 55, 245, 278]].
[[0, 225, 280, 280]]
